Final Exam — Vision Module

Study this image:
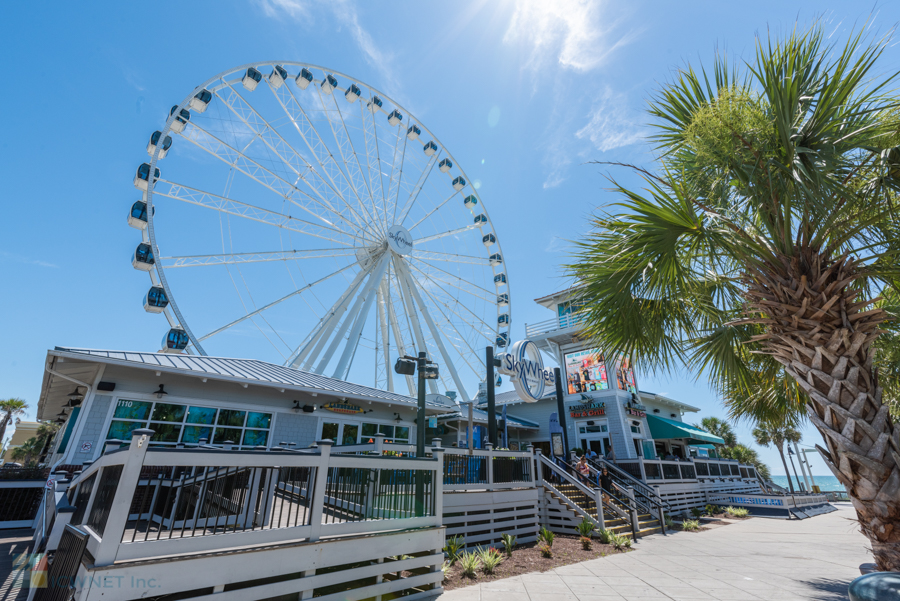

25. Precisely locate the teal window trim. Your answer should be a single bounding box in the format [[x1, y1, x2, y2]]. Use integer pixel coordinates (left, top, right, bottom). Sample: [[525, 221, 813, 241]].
[[56, 406, 81, 454]]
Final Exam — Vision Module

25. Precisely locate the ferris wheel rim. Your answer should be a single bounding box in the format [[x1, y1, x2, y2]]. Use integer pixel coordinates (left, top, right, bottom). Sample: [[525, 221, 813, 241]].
[[140, 60, 512, 394]]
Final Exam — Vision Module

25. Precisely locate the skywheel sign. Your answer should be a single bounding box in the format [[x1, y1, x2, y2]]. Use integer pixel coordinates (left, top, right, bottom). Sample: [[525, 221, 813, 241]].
[[497, 340, 555, 402]]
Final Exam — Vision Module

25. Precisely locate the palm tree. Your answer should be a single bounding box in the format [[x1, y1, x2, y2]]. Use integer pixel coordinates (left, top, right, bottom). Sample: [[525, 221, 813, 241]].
[[719, 442, 771, 481], [0, 398, 28, 447], [8, 422, 60, 467], [569, 25, 900, 569], [752, 424, 802, 493], [695, 417, 737, 448]]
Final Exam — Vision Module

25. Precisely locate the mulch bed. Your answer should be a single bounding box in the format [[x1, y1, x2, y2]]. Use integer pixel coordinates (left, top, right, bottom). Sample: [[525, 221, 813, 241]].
[[442, 535, 629, 590]]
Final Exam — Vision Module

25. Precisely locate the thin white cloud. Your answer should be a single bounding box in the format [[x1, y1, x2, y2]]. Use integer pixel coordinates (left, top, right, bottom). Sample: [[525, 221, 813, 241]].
[[504, 0, 640, 72], [254, 0, 401, 98], [575, 87, 646, 152], [542, 134, 571, 189], [0, 251, 58, 269]]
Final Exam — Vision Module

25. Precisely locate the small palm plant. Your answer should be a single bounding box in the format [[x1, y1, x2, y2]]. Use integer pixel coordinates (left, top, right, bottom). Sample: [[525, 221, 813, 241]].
[[443, 535, 465, 565], [725, 506, 750, 518], [575, 517, 595, 549], [500, 533, 517, 557], [458, 551, 481, 578], [609, 533, 632, 550], [538, 527, 555, 547], [477, 547, 503, 574], [597, 528, 612, 544], [682, 519, 701, 532]]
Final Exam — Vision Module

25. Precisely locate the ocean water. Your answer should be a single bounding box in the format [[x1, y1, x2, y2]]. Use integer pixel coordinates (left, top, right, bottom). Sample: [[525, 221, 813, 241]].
[[769, 474, 845, 492]]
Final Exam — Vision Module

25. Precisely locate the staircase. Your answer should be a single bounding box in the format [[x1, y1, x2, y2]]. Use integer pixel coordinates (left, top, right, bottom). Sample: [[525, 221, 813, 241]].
[[538, 456, 663, 540]]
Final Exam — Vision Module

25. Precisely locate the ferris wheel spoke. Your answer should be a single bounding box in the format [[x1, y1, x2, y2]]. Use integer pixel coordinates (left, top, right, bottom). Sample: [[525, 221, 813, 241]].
[[414, 224, 481, 246], [412, 249, 492, 266], [313, 253, 391, 374], [213, 82, 375, 240], [198, 263, 355, 342], [406, 270, 486, 380], [385, 126, 407, 226], [315, 88, 384, 237], [359, 100, 388, 232], [407, 189, 463, 232], [291, 267, 373, 370], [270, 83, 379, 237], [385, 284, 416, 396], [155, 180, 361, 246], [406, 262, 499, 339], [180, 122, 376, 243], [396, 152, 439, 226], [160, 248, 354, 268], [408, 257, 499, 302], [395, 260, 472, 403]]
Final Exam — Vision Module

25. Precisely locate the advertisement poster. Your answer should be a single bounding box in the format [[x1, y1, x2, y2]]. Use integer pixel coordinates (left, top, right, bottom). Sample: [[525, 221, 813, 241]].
[[615, 353, 638, 393], [564, 349, 609, 394]]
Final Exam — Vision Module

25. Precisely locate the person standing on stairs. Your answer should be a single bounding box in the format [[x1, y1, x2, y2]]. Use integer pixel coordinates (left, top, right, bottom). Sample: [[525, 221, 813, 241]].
[[576, 456, 591, 483], [599, 467, 614, 504]]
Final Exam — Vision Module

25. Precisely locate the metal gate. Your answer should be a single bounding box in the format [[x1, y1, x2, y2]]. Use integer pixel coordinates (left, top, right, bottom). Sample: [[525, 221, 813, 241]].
[[34, 525, 88, 601]]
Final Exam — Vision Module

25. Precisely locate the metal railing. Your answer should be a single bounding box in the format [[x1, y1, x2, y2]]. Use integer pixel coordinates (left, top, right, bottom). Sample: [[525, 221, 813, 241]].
[[524, 311, 587, 337], [65, 429, 444, 567], [593, 457, 671, 513]]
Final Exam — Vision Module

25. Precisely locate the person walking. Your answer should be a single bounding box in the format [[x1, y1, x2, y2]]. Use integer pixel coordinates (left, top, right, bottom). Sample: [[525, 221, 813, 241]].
[[599, 467, 614, 503], [576, 456, 591, 483]]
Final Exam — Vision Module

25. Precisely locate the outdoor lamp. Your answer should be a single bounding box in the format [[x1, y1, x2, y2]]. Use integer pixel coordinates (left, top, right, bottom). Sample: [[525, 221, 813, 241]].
[[154, 384, 168, 399], [67, 387, 84, 405], [423, 364, 440, 380], [394, 357, 416, 376]]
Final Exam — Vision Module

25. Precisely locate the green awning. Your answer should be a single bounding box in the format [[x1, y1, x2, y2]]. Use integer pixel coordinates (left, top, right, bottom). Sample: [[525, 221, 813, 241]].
[[690, 443, 718, 450], [646, 414, 725, 445]]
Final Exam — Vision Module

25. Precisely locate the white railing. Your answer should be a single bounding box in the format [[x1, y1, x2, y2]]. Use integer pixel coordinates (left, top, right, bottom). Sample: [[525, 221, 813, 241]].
[[524, 311, 587, 337], [615, 456, 759, 486], [335, 436, 536, 492], [65, 429, 444, 567]]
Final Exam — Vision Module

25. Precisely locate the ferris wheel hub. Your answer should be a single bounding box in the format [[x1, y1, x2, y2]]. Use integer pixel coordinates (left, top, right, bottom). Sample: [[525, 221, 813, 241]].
[[386, 225, 413, 256]]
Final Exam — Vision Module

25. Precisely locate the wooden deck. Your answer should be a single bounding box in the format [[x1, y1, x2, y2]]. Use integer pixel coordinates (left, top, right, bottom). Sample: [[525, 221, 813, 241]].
[[0, 529, 33, 601]]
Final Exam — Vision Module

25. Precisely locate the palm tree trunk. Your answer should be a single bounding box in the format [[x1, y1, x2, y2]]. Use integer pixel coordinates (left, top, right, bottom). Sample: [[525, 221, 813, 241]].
[[776, 444, 795, 494], [0, 414, 9, 448], [744, 252, 900, 571]]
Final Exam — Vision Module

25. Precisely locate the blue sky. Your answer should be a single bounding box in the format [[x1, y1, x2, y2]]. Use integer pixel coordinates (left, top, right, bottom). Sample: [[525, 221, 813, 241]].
[[2, 1, 899, 477]]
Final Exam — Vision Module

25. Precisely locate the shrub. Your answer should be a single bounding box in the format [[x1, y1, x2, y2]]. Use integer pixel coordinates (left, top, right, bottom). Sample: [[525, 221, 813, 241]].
[[458, 551, 481, 578], [609, 533, 632, 550], [725, 506, 750, 518], [575, 517, 596, 538], [539, 527, 555, 547], [690, 507, 703, 519], [580, 536, 592, 550], [538, 542, 553, 558], [477, 547, 503, 574], [705, 504, 720, 516], [441, 561, 450, 580], [444, 535, 465, 564], [597, 528, 612, 544], [664, 514, 675, 530], [682, 519, 701, 531], [501, 533, 517, 557]]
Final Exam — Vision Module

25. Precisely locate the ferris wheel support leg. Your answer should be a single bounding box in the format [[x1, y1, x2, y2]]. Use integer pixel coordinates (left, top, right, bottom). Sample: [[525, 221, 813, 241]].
[[290, 268, 370, 369], [386, 282, 417, 396], [394, 260, 440, 395], [313, 253, 389, 375], [332, 254, 391, 379], [376, 283, 393, 391], [396, 260, 470, 403]]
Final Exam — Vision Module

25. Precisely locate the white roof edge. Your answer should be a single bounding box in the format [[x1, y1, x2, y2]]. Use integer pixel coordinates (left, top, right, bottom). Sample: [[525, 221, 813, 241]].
[[638, 390, 700, 413], [48, 348, 450, 410]]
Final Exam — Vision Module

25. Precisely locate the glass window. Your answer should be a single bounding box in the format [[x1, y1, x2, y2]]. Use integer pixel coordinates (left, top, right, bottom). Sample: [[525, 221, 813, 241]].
[[378, 424, 394, 437], [242, 429, 269, 447], [246, 412, 271, 429], [217, 410, 246, 427], [361, 423, 378, 437], [113, 399, 152, 420], [186, 406, 216, 424], [152, 423, 182, 443], [214, 428, 242, 444], [151, 403, 186, 422], [342, 424, 359, 446], [107, 420, 144, 440], [182, 426, 212, 444], [322, 422, 339, 441], [630, 424, 641, 434], [395, 426, 410, 441]]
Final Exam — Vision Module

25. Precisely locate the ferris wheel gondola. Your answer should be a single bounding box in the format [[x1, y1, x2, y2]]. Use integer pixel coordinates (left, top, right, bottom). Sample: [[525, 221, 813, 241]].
[[128, 62, 512, 403]]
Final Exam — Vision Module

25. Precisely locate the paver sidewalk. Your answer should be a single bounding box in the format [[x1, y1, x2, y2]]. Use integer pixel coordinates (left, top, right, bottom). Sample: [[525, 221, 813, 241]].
[[441, 503, 869, 601]]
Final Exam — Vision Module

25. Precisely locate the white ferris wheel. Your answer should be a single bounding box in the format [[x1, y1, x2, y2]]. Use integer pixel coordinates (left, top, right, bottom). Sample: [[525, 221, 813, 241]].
[[128, 62, 511, 404]]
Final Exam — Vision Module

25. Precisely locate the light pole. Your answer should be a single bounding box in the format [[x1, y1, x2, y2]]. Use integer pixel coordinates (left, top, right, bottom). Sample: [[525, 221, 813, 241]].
[[787, 446, 804, 492], [394, 351, 439, 516]]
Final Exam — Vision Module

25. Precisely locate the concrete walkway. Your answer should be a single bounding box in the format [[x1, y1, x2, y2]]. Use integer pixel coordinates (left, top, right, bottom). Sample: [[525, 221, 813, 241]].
[[0, 529, 33, 601], [441, 503, 870, 601]]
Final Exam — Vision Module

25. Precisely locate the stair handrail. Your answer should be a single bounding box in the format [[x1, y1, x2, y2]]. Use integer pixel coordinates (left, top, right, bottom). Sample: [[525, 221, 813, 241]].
[[575, 459, 654, 516], [541, 455, 632, 530], [590, 457, 671, 512]]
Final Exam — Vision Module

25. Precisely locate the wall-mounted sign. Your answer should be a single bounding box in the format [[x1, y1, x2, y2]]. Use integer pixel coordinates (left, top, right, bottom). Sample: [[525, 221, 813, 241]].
[[615, 353, 638, 393], [496, 340, 555, 402], [322, 402, 363, 414], [387, 224, 413, 255], [564, 348, 609, 394], [79, 441, 92, 453], [570, 402, 606, 418], [625, 407, 646, 418]]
